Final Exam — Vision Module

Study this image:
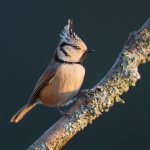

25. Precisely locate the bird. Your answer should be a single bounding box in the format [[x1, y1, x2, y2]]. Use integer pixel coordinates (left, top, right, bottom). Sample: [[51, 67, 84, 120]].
[[10, 19, 94, 123]]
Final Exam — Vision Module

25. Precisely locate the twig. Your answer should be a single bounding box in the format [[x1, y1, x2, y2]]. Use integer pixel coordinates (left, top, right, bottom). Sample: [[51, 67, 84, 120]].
[[27, 18, 150, 150]]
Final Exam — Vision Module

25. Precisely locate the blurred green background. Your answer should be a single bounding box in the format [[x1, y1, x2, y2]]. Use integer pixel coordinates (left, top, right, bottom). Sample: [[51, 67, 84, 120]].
[[1, 0, 150, 149]]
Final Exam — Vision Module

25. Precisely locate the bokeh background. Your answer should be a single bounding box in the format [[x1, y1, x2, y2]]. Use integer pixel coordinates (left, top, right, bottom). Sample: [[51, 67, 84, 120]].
[[1, 0, 150, 149]]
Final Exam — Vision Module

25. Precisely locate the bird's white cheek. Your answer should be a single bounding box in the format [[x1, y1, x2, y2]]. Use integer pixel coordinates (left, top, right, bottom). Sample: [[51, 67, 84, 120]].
[[57, 49, 66, 60]]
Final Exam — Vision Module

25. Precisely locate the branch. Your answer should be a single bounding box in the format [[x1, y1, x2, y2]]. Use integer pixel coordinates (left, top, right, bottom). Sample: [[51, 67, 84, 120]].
[[28, 18, 150, 150]]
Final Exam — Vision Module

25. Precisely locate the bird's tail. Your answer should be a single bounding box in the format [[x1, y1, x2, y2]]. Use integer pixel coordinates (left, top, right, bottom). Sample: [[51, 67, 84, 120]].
[[10, 104, 35, 123]]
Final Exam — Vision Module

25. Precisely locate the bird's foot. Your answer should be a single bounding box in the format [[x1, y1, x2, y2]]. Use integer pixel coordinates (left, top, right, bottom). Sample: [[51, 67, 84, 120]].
[[74, 89, 90, 99], [80, 89, 89, 94], [56, 107, 69, 116]]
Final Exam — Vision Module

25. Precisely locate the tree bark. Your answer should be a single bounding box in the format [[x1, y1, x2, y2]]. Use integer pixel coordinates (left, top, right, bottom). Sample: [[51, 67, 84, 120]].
[[28, 18, 150, 150]]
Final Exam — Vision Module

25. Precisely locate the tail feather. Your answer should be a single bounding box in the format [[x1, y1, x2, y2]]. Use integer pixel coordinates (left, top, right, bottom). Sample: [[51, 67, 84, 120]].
[[10, 104, 35, 123]]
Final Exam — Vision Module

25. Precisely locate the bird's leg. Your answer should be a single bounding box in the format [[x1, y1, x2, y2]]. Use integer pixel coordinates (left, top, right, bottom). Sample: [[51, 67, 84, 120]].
[[55, 106, 69, 116], [74, 89, 90, 99], [80, 89, 90, 94]]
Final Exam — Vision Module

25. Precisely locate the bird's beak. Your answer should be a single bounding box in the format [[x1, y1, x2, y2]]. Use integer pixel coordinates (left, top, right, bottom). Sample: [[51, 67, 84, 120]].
[[87, 48, 95, 53]]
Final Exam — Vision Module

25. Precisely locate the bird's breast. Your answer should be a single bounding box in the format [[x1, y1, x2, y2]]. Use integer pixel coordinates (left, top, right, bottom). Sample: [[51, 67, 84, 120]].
[[39, 64, 85, 106]]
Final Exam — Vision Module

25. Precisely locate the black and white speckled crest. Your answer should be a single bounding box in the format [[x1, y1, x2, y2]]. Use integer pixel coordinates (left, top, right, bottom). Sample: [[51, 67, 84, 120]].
[[60, 19, 82, 43]]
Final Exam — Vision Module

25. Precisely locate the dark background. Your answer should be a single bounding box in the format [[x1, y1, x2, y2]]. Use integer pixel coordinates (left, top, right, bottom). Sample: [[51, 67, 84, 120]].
[[1, 0, 150, 149]]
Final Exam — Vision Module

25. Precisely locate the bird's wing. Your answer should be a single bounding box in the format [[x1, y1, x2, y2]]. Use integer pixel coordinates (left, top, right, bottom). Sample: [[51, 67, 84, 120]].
[[27, 59, 60, 105]]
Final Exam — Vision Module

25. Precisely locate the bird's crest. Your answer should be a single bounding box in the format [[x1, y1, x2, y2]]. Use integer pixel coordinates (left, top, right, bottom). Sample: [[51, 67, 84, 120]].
[[60, 19, 81, 42]]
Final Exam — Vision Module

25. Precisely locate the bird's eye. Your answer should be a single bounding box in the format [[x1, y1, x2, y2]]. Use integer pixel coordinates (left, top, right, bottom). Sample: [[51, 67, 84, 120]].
[[74, 45, 80, 49]]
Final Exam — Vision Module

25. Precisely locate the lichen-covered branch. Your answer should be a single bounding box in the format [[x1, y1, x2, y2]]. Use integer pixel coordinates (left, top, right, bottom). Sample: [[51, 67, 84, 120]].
[[28, 18, 150, 150]]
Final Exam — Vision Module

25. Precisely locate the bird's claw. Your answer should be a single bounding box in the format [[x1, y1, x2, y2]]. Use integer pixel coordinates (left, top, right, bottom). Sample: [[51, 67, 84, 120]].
[[56, 107, 69, 116]]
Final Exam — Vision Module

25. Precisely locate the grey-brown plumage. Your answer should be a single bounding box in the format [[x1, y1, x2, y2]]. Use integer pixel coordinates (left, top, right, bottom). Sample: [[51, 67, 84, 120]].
[[10, 19, 94, 123]]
